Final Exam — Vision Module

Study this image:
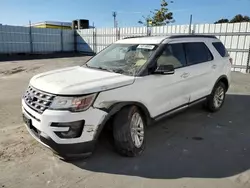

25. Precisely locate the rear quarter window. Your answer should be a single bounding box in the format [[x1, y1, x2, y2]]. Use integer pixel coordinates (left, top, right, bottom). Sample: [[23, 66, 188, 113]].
[[212, 42, 229, 57]]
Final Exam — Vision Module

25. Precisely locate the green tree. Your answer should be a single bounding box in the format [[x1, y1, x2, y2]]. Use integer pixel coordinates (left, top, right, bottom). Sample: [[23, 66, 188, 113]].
[[138, 0, 174, 26], [215, 14, 250, 24], [230, 14, 250, 23], [214, 19, 229, 24]]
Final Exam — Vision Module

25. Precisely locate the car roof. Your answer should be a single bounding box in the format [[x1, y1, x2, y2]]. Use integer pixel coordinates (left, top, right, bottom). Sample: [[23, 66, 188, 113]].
[[115, 34, 217, 44], [116, 36, 167, 44]]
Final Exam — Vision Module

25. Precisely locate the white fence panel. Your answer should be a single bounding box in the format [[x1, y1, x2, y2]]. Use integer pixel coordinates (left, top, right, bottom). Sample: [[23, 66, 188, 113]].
[[0, 25, 31, 53], [0, 25, 74, 54], [76, 22, 250, 73], [63, 30, 74, 51], [1, 23, 249, 72], [96, 28, 117, 52], [120, 27, 147, 38], [76, 29, 95, 53]]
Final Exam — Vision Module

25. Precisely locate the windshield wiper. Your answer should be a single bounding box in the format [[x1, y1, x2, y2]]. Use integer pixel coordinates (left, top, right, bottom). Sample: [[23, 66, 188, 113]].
[[85, 65, 114, 73], [97, 67, 115, 72]]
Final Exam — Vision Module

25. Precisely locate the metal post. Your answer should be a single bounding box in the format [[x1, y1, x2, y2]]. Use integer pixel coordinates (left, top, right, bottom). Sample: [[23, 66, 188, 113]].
[[60, 24, 63, 52], [29, 20, 33, 53], [73, 30, 77, 52], [146, 19, 149, 36], [92, 29, 95, 54], [147, 27, 151, 36], [189, 14, 193, 34], [95, 29, 97, 53], [93, 28, 97, 54], [117, 28, 120, 40], [92, 22, 96, 54], [115, 27, 118, 41], [246, 45, 250, 73]]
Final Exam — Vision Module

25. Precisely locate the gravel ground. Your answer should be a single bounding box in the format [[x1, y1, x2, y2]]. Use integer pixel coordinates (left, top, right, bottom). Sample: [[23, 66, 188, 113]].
[[0, 56, 250, 188]]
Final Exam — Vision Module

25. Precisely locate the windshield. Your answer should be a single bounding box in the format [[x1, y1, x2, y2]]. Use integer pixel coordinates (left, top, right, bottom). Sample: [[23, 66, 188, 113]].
[[84, 43, 158, 76]]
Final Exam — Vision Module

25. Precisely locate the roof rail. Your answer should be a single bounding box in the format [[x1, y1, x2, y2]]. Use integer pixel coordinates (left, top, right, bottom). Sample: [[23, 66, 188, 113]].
[[123, 35, 148, 39], [122, 34, 217, 40], [168, 34, 216, 39]]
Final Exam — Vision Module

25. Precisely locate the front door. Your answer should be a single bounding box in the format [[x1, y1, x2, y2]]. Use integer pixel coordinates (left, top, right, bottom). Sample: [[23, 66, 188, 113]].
[[135, 43, 190, 118]]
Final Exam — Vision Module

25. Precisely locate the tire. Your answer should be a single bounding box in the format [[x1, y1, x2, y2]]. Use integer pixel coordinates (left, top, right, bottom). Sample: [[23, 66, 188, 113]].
[[113, 106, 145, 157], [206, 82, 226, 112]]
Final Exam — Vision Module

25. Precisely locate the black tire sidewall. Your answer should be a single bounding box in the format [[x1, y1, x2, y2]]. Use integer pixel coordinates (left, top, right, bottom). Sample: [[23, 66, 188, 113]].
[[113, 106, 146, 157], [207, 82, 226, 112]]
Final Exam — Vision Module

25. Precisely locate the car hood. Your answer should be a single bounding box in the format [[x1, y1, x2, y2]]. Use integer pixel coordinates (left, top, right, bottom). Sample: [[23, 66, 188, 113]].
[[30, 66, 135, 95]]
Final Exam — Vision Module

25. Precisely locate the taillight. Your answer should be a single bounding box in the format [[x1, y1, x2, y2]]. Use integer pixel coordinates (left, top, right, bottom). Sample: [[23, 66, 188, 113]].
[[229, 58, 233, 64]]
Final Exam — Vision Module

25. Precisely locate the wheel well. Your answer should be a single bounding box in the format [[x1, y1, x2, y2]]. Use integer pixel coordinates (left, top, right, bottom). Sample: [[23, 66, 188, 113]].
[[131, 104, 151, 125], [218, 77, 229, 91], [110, 103, 151, 125], [95, 103, 151, 141]]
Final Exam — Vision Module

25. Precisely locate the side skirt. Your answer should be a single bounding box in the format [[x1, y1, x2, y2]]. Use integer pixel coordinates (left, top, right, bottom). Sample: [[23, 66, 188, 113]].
[[153, 97, 207, 122]]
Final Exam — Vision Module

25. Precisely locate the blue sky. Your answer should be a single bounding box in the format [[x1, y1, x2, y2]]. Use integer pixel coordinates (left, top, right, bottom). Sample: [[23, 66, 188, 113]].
[[0, 0, 249, 27]]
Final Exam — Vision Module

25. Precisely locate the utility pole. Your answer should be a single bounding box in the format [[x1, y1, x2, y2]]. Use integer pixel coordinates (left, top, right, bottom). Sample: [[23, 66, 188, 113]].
[[112, 11, 117, 28]]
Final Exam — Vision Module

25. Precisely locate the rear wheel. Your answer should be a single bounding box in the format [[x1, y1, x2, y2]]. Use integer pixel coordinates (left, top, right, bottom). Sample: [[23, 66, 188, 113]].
[[113, 106, 145, 157], [206, 82, 226, 112]]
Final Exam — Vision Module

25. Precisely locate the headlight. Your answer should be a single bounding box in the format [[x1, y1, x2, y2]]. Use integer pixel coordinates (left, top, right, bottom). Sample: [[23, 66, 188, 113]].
[[49, 94, 97, 112]]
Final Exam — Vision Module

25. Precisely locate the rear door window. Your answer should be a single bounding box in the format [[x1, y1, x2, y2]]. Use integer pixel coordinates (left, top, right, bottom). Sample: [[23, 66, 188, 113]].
[[184, 42, 213, 65], [212, 42, 229, 57]]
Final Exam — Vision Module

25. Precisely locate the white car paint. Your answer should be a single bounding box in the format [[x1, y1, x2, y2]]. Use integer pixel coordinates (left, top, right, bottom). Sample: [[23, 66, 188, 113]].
[[30, 66, 135, 95], [94, 68, 191, 118], [175, 39, 216, 102], [22, 100, 107, 144], [116, 36, 166, 44], [22, 35, 231, 154]]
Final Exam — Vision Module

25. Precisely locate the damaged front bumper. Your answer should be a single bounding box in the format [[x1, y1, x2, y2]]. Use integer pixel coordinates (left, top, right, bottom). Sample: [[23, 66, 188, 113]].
[[22, 99, 108, 158]]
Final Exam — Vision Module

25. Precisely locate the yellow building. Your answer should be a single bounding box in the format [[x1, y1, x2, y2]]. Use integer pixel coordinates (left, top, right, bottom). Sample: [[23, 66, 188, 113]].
[[30, 21, 72, 29]]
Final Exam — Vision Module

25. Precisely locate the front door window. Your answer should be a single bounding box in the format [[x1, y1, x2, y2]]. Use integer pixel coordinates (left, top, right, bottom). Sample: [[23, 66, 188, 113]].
[[156, 43, 186, 69]]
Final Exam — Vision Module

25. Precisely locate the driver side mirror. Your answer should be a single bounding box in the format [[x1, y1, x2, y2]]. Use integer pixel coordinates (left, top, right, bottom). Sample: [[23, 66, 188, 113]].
[[153, 64, 175, 75]]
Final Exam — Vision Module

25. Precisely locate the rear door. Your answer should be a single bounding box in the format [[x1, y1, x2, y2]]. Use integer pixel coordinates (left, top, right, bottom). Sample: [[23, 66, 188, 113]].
[[182, 40, 215, 102], [210, 41, 232, 82]]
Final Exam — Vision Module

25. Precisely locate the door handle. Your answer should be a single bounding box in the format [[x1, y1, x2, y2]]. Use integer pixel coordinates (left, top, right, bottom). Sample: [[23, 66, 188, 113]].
[[212, 65, 217, 69], [181, 72, 190, 78]]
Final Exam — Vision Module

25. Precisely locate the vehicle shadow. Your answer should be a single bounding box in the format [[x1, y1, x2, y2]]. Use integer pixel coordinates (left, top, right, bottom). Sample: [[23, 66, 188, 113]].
[[73, 94, 250, 179]]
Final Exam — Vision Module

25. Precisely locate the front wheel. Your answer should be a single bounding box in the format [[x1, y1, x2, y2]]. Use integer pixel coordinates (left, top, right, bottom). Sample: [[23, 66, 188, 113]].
[[205, 82, 226, 112], [113, 106, 145, 157]]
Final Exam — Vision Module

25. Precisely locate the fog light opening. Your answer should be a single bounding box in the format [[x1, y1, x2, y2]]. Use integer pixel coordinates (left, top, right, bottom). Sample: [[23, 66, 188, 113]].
[[53, 120, 85, 139]]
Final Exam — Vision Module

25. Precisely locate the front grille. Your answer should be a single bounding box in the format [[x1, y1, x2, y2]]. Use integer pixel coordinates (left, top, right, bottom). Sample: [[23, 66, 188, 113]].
[[23, 86, 55, 114]]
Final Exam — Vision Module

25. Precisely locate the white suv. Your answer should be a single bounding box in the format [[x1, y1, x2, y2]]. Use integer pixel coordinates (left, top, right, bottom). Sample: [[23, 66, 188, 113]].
[[22, 35, 231, 159]]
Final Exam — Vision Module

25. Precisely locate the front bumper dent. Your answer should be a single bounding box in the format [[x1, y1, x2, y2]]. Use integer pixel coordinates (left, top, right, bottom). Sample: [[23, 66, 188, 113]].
[[22, 99, 108, 158]]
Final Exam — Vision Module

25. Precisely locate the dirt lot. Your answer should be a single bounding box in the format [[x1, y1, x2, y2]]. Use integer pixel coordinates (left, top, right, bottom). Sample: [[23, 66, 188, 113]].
[[1, 56, 250, 188]]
